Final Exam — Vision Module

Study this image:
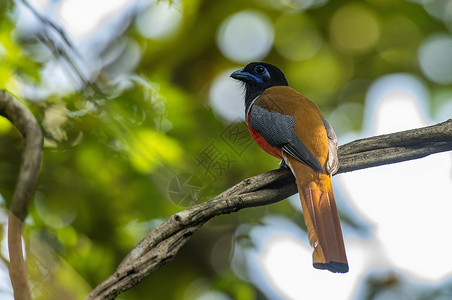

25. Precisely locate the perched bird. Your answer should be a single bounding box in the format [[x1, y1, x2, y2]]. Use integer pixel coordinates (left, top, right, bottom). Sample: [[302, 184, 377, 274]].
[[231, 62, 348, 273]]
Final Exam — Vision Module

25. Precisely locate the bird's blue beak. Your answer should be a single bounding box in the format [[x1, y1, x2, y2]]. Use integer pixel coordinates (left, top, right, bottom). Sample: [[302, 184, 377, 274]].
[[230, 69, 251, 81], [231, 69, 263, 83]]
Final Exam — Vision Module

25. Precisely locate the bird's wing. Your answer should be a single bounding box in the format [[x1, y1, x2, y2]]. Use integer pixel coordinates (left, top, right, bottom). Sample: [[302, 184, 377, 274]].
[[248, 103, 323, 173]]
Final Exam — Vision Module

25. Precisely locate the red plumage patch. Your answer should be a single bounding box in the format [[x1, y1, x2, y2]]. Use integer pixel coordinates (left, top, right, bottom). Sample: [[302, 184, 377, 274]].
[[247, 112, 283, 160]]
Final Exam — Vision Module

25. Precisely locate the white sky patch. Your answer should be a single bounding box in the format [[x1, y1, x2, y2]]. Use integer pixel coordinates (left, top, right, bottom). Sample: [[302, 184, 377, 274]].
[[259, 235, 365, 299], [245, 217, 380, 299], [14, 0, 146, 99], [373, 91, 427, 134], [57, 0, 134, 41], [29, 0, 50, 10]]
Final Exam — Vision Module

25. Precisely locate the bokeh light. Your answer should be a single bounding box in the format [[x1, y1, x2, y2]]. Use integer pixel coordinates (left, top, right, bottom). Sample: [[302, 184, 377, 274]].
[[285, 48, 352, 102], [34, 194, 77, 229], [101, 38, 142, 78], [274, 13, 322, 61], [0, 117, 12, 134], [209, 69, 245, 121], [330, 3, 380, 55], [217, 10, 274, 63], [135, 0, 183, 40], [258, 0, 329, 10], [417, 0, 452, 31], [377, 15, 422, 66], [418, 34, 452, 85], [288, 0, 329, 10]]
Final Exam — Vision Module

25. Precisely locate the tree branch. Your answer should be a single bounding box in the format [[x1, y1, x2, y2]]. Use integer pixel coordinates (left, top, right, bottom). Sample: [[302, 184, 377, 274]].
[[87, 119, 452, 300], [0, 90, 43, 300]]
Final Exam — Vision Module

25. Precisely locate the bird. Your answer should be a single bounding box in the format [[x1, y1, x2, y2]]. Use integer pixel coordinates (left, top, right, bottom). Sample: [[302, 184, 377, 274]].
[[231, 62, 348, 273]]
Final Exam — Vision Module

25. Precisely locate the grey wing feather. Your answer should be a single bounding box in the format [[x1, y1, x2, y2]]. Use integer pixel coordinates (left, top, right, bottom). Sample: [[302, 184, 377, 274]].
[[249, 105, 323, 172], [322, 118, 339, 175], [282, 142, 323, 173]]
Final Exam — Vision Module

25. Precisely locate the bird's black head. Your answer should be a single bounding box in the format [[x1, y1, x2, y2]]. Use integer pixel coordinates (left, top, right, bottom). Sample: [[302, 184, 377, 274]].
[[231, 62, 289, 110]]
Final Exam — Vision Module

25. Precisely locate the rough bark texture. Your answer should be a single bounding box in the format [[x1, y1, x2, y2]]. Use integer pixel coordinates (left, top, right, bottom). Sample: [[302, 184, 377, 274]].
[[0, 90, 43, 300], [87, 119, 452, 300]]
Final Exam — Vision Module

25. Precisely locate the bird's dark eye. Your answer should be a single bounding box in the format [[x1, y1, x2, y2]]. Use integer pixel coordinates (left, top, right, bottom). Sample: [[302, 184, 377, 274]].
[[254, 65, 266, 75]]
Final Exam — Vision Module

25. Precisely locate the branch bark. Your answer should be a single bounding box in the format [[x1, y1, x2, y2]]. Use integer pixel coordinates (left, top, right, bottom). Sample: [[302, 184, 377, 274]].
[[0, 90, 43, 300], [87, 119, 452, 300]]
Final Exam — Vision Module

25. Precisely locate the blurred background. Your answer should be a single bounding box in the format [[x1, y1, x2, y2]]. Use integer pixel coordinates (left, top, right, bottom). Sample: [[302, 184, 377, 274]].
[[0, 0, 452, 299]]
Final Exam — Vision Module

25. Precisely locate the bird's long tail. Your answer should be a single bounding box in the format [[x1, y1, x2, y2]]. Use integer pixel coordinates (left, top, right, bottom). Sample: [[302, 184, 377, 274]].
[[285, 153, 348, 273], [297, 178, 348, 273]]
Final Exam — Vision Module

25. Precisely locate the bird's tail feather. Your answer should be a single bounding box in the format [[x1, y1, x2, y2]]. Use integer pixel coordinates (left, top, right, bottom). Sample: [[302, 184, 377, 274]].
[[297, 180, 348, 273]]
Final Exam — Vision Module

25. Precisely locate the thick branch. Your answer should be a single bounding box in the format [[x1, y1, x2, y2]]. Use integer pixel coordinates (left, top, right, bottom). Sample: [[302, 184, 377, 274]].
[[338, 120, 452, 172], [87, 119, 452, 300], [0, 90, 43, 300]]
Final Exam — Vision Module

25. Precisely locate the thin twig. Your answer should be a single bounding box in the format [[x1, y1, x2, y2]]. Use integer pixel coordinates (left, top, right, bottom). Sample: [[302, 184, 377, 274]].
[[87, 119, 452, 300], [0, 90, 43, 300]]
